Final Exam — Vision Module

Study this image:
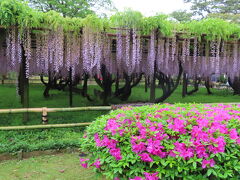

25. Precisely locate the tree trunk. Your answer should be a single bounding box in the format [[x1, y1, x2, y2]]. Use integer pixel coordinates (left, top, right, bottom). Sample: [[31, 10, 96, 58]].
[[19, 45, 29, 124], [155, 61, 183, 103], [82, 74, 92, 101], [115, 73, 119, 93], [187, 77, 200, 95], [41, 72, 51, 98], [145, 76, 148, 93], [1, 75, 6, 85], [205, 77, 213, 94], [182, 73, 188, 97], [150, 75, 156, 102], [69, 67, 73, 107], [94, 65, 114, 105], [228, 77, 240, 95], [114, 74, 142, 101], [43, 85, 51, 98]]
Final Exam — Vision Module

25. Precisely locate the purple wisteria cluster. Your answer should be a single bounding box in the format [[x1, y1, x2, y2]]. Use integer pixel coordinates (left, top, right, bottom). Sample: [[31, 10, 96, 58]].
[[0, 28, 239, 80]]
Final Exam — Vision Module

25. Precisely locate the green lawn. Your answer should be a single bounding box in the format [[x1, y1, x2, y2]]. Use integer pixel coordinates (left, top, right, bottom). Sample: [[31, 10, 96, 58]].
[[0, 84, 238, 126], [0, 153, 104, 180], [0, 84, 239, 179], [0, 84, 239, 154], [0, 84, 107, 126]]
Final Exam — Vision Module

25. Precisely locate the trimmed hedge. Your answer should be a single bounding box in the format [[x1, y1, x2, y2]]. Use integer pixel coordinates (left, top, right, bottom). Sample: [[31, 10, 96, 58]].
[[81, 104, 240, 180], [0, 128, 83, 154]]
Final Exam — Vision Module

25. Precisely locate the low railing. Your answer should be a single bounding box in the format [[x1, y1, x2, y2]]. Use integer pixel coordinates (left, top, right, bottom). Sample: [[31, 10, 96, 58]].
[[1, 103, 238, 130], [0, 106, 112, 130]]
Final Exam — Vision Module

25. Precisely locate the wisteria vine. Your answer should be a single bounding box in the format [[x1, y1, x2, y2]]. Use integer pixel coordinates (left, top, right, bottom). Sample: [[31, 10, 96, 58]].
[[0, 28, 239, 80]]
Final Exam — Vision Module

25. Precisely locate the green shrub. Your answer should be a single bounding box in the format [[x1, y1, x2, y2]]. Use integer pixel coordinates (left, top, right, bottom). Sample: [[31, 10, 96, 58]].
[[81, 104, 240, 180], [0, 128, 83, 153]]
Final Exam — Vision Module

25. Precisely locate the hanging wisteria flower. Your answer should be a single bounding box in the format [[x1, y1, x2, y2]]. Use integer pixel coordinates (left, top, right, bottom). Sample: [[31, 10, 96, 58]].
[[23, 29, 31, 78], [147, 31, 156, 77]]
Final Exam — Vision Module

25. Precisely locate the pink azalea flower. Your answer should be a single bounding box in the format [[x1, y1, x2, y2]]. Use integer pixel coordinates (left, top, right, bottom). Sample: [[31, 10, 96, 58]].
[[116, 113, 125, 119], [130, 177, 143, 180], [135, 114, 141, 119], [191, 127, 209, 142], [132, 142, 146, 153], [154, 114, 162, 118], [104, 119, 121, 135], [168, 150, 176, 157], [154, 132, 167, 141], [209, 136, 226, 154], [118, 129, 125, 136], [94, 133, 103, 147], [122, 119, 132, 125], [229, 129, 238, 139], [102, 135, 118, 149], [191, 126, 202, 137], [168, 118, 186, 134], [156, 108, 170, 112], [146, 119, 153, 125], [209, 122, 228, 134], [196, 118, 209, 128], [173, 142, 194, 159], [157, 123, 163, 130], [92, 159, 101, 168], [138, 153, 153, 162], [121, 106, 132, 110], [146, 138, 166, 157], [193, 141, 209, 158], [149, 126, 157, 132], [136, 124, 147, 138], [202, 159, 215, 168], [237, 138, 240, 145], [80, 158, 89, 168], [136, 122, 144, 129], [144, 172, 159, 180], [109, 148, 122, 160]]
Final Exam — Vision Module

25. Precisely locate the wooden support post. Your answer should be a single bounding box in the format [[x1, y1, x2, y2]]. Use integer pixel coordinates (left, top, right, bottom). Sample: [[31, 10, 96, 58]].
[[182, 73, 187, 98], [20, 45, 29, 124], [1, 75, 5, 85], [115, 73, 119, 93], [42, 107, 48, 124], [69, 67, 73, 107], [145, 76, 148, 93], [150, 75, 156, 103]]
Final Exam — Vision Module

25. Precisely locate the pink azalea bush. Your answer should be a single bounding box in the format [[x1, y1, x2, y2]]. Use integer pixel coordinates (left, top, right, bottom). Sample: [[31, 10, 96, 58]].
[[80, 104, 240, 179]]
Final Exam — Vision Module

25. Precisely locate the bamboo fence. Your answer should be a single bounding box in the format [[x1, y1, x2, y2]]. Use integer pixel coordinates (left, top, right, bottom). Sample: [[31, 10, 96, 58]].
[[0, 103, 240, 130], [0, 106, 112, 130], [0, 106, 112, 114], [0, 123, 92, 130]]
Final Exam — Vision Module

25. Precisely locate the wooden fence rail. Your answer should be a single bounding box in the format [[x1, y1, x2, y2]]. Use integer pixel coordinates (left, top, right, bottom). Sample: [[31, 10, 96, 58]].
[[0, 123, 92, 130], [0, 106, 112, 130], [1, 103, 239, 130], [0, 106, 112, 114]]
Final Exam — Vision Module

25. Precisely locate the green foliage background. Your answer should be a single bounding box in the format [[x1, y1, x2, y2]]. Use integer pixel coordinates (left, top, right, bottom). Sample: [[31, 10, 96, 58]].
[[0, 0, 239, 40]]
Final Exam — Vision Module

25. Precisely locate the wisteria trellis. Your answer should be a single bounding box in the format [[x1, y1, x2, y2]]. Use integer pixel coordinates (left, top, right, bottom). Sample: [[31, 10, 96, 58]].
[[0, 28, 239, 79]]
